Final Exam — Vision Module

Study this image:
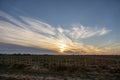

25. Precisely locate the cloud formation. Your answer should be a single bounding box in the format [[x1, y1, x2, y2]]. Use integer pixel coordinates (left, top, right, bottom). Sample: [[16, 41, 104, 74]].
[[63, 25, 111, 39], [0, 11, 116, 54]]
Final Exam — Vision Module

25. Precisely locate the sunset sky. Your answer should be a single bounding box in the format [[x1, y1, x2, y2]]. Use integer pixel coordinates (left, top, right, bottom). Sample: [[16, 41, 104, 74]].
[[0, 0, 120, 55]]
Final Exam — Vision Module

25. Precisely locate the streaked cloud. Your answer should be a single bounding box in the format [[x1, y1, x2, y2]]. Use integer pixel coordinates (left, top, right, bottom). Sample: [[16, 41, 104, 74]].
[[64, 25, 111, 39], [0, 11, 117, 54]]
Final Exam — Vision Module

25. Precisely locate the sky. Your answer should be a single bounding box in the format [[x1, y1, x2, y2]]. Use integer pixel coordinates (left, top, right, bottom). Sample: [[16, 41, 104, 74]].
[[0, 0, 120, 55]]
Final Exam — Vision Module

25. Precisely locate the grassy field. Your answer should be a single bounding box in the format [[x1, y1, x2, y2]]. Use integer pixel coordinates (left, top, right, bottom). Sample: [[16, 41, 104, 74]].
[[0, 54, 120, 80]]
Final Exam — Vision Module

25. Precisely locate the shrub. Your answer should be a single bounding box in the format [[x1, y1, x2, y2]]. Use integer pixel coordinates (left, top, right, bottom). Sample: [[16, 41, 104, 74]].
[[11, 64, 26, 70]]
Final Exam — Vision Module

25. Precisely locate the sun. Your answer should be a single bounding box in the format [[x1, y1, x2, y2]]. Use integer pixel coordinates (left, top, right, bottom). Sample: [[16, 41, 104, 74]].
[[59, 43, 66, 53], [58, 42, 67, 53]]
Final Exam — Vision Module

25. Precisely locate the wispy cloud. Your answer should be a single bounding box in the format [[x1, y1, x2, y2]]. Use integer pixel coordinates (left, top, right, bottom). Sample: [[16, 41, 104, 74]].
[[0, 11, 116, 54], [63, 25, 111, 39]]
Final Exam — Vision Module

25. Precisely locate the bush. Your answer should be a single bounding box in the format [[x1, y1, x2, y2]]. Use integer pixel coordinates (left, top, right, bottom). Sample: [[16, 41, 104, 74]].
[[52, 65, 79, 72], [53, 65, 68, 72], [11, 64, 27, 70]]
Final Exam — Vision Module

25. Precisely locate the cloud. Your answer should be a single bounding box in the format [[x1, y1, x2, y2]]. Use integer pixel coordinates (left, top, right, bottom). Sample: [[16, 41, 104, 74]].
[[99, 28, 111, 36], [21, 17, 55, 35], [0, 11, 114, 54], [63, 25, 111, 39]]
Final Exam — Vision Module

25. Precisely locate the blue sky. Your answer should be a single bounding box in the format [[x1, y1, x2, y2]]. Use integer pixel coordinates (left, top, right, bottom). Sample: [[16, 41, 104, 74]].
[[0, 0, 120, 54], [0, 0, 120, 27]]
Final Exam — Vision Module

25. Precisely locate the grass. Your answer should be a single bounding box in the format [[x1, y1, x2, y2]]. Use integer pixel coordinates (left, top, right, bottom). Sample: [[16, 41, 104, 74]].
[[0, 55, 120, 80]]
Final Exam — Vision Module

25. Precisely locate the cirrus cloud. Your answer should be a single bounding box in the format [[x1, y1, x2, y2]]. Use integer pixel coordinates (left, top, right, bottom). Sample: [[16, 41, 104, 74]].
[[0, 11, 114, 54]]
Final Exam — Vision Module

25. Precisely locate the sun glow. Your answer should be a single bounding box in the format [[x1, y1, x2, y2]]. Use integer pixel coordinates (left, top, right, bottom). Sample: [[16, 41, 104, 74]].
[[58, 41, 67, 53]]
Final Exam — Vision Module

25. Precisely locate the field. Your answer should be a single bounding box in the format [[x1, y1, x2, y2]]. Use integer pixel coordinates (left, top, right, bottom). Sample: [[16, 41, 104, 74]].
[[0, 54, 120, 80]]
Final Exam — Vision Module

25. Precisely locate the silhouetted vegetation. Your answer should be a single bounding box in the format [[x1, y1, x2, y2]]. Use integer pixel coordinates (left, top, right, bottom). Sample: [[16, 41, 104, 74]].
[[0, 55, 120, 80], [11, 64, 27, 70]]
